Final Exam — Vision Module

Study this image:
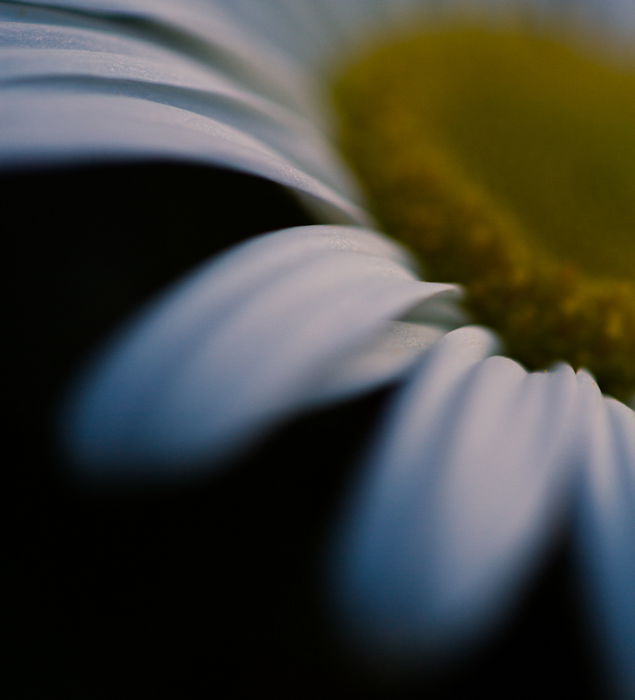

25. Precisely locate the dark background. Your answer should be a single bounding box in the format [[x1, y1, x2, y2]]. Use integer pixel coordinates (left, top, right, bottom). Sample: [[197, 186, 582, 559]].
[[10, 162, 610, 698]]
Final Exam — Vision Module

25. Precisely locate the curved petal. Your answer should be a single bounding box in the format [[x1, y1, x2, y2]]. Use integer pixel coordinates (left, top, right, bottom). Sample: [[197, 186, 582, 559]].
[[0, 6, 366, 223], [308, 320, 452, 406], [0, 42, 354, 192], [574, 376, 635, 698], [61, 225, 459, 476], [11, 0, 318, 111], [1, 86, 365, 222], [331, 327, 582, 660], [310, 288, 470, 405]]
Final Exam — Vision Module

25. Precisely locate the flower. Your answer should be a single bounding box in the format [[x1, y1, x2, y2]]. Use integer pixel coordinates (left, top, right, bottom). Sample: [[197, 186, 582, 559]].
[[5, 0, 634, 698]]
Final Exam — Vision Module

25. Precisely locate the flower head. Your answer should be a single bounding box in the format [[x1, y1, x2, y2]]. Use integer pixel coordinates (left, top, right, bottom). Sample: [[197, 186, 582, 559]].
[[6, 1, 635, 697]]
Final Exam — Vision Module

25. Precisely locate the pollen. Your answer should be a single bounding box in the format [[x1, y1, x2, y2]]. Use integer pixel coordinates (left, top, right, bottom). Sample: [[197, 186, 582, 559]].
[[331, 22, 635, 400]]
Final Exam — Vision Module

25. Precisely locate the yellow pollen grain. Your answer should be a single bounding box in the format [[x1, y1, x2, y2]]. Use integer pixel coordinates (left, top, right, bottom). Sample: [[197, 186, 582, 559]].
[[331, 22, 635, 400]]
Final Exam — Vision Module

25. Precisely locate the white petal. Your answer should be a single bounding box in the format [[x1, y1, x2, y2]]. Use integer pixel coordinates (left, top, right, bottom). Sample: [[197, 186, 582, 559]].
[[308, 320, 451, 406], [0, 8, 365, 222], [574, 376, 635, 698], [61, 225, 458, 476], [1, 85, 365, 222], [331, 327, 581, 660], [311, 288, 469, 404], [10, 0, 317, 111], [0, 38, 352, 191]]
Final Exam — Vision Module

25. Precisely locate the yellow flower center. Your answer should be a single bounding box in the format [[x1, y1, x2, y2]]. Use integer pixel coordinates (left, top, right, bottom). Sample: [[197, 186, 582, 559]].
[[331, 22, 635, 400]]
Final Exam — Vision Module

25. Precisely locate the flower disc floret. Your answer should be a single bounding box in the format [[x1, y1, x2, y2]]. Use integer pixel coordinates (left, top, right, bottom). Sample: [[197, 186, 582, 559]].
[[332, 23, 635, 400]]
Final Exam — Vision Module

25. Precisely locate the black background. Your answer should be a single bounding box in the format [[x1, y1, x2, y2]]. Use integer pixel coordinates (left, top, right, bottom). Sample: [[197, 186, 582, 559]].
[[10, 162, 610, 698]]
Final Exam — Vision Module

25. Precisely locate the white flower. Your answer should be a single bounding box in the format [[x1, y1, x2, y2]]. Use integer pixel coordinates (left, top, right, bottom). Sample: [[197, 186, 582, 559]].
[[4, 0, 634, 697]]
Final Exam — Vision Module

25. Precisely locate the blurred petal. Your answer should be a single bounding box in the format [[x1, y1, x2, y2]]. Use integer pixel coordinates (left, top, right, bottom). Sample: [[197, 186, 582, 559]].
[[62, 225, 459, 476], [311, 286, 470, 404], [574, 375, 635, 698], [332, 327, 582, 660], [309, 320, 451, 406]]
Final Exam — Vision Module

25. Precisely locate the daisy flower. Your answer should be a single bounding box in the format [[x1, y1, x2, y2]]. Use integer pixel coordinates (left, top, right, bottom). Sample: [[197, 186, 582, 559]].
[[5, 0, 634, 697]]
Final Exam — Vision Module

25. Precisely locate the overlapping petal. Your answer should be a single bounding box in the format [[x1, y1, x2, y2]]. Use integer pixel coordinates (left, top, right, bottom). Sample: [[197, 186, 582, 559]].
[[0, 2, 366, 223], [574, 378, 635, 697], [62, 225, 459, 475], [331, 327, 583, 659], [10, 0, 316, 109]]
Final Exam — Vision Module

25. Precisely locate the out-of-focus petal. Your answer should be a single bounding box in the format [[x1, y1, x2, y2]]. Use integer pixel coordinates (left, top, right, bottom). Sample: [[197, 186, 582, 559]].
[[574, 375, 635, 699], [310, 282, 469, 404], [62, 225, 459, 476], [308, 320, 451, 406], [331, 327, 582, 660]]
